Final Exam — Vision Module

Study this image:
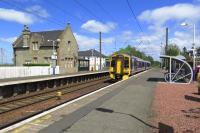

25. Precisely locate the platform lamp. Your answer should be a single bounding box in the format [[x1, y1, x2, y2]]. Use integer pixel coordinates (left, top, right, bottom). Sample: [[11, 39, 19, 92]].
[[180, 22, 196, 80], [48, 39, 60, 75]]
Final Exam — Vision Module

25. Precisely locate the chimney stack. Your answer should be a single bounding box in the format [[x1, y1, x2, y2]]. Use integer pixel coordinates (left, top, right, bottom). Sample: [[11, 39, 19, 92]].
[[22, 25, 30, 47]]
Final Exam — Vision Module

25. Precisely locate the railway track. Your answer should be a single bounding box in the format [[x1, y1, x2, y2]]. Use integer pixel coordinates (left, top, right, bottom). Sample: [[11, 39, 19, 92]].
[[0, 76, 113, 129], [0, 76, 109, 114]]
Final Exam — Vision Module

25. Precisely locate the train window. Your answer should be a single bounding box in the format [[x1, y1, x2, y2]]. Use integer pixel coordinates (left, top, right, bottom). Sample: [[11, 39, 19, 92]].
[[111, 60, 115, 67], [134, 60, 137, 67], [124, 58, 129, 68]]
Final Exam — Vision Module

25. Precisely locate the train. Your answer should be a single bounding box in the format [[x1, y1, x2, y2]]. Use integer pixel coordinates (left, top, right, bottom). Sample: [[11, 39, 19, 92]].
[[109, 53, 151, 80]]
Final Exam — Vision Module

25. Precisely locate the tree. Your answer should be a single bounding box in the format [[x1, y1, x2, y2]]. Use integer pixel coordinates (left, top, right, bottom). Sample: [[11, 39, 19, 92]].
[[114, 45, 158, 65], [183, 47, 187, 54], [166, 44, 180, 56], [181, 47, 191, 61]]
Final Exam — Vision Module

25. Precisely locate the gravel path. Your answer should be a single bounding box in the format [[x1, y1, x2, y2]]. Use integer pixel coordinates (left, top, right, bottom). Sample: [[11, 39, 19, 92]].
[[152, 82, 200, 133]]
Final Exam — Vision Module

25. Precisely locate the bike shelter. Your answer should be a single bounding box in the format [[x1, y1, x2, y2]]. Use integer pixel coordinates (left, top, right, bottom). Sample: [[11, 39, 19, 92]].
[[160, 55, 193, 84]]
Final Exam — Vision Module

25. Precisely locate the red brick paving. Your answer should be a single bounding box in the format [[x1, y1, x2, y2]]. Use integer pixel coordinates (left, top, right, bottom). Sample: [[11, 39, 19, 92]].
[[152, 82, 200, 133]]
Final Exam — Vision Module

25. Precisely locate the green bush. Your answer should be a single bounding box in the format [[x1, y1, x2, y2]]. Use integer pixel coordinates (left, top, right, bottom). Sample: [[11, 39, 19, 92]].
[[23, 63, 50, 66], [0, 64, 15, 67]]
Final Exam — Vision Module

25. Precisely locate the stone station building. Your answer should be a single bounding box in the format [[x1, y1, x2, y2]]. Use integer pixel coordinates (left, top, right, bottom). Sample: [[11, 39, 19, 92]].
[[13, 23, 78, 74]]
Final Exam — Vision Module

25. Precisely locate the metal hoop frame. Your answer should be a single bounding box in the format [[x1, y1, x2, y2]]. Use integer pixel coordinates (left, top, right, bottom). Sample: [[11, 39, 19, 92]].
[[160, 55, 193, 84]]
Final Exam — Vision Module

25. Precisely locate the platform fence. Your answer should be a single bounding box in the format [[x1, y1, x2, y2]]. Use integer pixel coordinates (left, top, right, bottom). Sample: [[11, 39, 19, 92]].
[[0, 66, 59, 79]]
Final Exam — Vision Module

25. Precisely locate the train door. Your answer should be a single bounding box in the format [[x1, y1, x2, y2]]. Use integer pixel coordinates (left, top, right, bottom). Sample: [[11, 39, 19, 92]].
[[110, 57, 116, 71], [116, 58, 123, 74]]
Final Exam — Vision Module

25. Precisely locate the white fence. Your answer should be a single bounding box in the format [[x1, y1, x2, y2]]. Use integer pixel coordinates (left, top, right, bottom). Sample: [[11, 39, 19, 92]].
[[0, 66, 59, 79]]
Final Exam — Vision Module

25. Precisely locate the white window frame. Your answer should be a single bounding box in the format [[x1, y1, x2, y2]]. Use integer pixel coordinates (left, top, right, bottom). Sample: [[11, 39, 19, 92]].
[[33, 42, 39, 51]]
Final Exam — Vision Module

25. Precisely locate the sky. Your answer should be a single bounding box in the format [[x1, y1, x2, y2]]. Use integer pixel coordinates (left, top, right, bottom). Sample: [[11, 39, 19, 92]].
[[0, 0, 200, 63]]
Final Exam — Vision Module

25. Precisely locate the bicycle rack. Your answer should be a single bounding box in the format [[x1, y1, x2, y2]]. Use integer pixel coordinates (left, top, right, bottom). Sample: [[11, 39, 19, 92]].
[[160, 55, 193, 84]]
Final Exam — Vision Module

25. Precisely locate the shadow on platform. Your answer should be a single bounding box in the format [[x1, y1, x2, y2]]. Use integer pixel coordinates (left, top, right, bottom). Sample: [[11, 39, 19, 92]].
[[96, 107, 174, 133], [192, 93, 200, 96], [147, 78, 165, 82], [104, 79, 118, 84], [185, 95, 200, 103], [181, 107, 200, 119]]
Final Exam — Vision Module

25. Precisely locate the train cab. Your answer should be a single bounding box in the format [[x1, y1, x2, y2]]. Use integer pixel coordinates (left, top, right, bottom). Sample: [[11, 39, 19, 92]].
[[109, 54, 131, 80]]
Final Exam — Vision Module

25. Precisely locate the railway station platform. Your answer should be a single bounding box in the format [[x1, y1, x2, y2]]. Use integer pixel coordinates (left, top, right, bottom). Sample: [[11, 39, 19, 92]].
[[2, 69, 163, 133], [0, 70, 108, 99], [0, 70, 105, 85]]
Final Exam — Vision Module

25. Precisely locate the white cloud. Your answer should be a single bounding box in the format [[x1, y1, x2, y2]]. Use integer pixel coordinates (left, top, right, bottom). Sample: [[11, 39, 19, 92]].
[[74, 33, 114, 50], [103, 37, 115, 44], [81, 20, 116, 33], [170, 31, 199, 49], [121, 30, 134, 40], [0, 5, 49, 24], [136, 35, 161, 44], [110, 29, 162, 60], [138, 3, 200, 26], [0, 8, 34, 24], [136, 3, 200, 60], [0, 37, 17, 43], [74, 33, 98, 49], [26, 5, 49, 18]]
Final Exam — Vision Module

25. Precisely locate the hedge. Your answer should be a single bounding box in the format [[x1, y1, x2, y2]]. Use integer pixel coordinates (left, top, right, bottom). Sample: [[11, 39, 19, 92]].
[[23, 63, 50, 66]]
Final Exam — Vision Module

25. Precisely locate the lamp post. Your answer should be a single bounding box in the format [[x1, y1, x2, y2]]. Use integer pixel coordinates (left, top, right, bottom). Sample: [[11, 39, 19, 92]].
[[180, 22, 196, 69], [181, 22, 196, 80], [48, 39, 60, 75]]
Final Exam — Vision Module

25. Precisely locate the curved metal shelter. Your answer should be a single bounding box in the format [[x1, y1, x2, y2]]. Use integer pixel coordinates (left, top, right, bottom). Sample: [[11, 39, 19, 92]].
[[160, 55, 193, 84]]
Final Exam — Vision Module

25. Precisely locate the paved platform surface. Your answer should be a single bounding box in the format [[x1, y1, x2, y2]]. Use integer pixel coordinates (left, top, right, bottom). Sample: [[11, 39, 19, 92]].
[[4, 69, 162, 133]]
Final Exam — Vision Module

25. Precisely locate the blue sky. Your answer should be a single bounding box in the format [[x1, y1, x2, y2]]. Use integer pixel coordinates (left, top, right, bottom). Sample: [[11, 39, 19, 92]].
[[0, 0, 199, 63]]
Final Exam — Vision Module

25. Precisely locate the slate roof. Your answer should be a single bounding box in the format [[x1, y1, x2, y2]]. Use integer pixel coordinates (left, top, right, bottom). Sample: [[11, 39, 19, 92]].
[[78, 49, 106, 58], [13, 30, 63, 48]]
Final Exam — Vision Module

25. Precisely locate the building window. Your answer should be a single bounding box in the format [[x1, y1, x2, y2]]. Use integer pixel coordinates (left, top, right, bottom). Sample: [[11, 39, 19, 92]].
[[33, 57, 38, 63], [44, 57, 50, 63], [33, 42, 39, 50], [25, 60, 31, 64]]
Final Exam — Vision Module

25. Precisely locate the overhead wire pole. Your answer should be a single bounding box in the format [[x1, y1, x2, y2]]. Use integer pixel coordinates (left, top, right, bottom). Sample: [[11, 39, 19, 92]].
[[99, 31, 102, 70], [165, 27, 168, 54], [0, 48, 3, 64], [93, 0, 118, 53], [94, 0, 117, 52], [164, 27, 169, 70]]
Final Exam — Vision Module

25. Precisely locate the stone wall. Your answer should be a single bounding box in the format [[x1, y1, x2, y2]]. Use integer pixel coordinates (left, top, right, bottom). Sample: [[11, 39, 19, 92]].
[[14, 24, 79, 74], [57, 25, 78, 73]]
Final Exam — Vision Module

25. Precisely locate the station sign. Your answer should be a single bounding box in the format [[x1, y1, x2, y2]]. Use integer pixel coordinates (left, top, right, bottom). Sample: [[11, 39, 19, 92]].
[[51, 55, 57, 60]]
